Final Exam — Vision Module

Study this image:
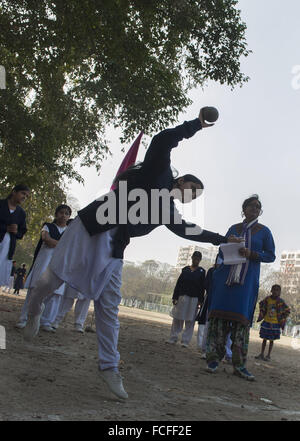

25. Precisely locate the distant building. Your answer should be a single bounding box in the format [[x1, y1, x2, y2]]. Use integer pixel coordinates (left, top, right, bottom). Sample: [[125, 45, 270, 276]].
[[280, 250, 300, 293], [176, 244, 219, 269]]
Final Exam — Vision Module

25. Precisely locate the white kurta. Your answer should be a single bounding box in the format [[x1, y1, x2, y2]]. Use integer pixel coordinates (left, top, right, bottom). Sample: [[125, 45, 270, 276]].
[[170, 295, 199, 321], [25, 217, 123, 370], [64, 284, 86, 301], [49, 216, 122, 300], [25, 224, 67, 295]]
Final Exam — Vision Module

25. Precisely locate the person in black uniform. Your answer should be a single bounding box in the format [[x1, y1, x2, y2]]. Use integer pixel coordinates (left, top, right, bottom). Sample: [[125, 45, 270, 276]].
[[14, 263, 26, 295], [167, 251, 206, 347]]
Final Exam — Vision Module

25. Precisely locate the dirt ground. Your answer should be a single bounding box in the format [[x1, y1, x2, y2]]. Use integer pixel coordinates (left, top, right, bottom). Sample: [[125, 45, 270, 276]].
[[1, 289, 300, 422]]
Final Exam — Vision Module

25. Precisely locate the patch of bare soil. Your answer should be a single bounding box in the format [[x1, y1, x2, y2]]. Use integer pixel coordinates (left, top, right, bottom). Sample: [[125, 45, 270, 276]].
[[1, 290, 300, 421]]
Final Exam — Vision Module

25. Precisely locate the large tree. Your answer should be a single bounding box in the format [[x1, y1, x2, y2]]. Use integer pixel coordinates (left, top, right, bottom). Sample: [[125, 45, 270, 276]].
[[0, 0, 250, 189]]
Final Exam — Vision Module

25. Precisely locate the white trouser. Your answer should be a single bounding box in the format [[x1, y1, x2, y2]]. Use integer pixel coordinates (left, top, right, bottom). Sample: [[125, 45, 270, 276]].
[[94, 264, 123, 370], [197, 321, 209, 351], [169, 318, 195, 345], [27, 267, 63, 316], [55, 296, 91, 327], [40, 294, 62, 327], [18, 288, 33, 323], [28, 265, 123, 371], [19, 287, 59, 325]]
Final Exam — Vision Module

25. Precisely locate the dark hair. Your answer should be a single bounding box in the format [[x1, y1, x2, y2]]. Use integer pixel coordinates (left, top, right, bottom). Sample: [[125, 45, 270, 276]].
[[192, 251, 202, 259], [55, 204, 72, 217], [242, 194, 262, 212], [271, 284, 281, 290], [175, 174, 204, 189], [12, 260, 16, 264], [7, 184, 30, 199]]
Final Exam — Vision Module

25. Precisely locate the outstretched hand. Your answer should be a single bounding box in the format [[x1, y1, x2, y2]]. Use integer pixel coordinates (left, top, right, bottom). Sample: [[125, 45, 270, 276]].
[[199, 108, 214, 128]]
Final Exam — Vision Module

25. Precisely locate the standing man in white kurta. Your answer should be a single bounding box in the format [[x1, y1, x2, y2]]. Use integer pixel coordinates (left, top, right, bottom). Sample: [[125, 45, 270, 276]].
[[167, 251, 205, 347]]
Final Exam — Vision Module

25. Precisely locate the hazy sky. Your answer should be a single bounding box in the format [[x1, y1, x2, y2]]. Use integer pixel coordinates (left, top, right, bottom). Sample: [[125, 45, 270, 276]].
[[69, 0, 300, 269]]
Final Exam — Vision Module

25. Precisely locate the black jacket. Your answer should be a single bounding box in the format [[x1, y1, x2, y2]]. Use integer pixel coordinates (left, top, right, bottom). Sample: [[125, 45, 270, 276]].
[[78, 119, 228, 258], [173, 266, 206, 303], [0, 199, 27, 260], [196, 267, 215, 324]]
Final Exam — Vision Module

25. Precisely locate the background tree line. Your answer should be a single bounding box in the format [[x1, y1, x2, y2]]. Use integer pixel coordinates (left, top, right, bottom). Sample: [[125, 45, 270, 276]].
[[122, 260, 300, 326]]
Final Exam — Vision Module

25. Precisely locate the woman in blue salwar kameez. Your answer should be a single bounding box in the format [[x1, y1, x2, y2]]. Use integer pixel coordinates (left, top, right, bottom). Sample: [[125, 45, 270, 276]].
[[206, 195, 276, 381]]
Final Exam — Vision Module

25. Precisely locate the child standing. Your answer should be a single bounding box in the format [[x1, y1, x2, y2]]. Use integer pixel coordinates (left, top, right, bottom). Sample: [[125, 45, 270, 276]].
[[167, 251, 205, 347], [255, 284, 290, 361]]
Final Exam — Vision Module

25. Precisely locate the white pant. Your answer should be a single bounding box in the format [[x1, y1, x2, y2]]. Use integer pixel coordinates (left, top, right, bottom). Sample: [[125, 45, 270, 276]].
[[18, 288, 60, 325], [54, 296, 91, 327], [2, 276, 14, 292], [197, 322, 209, 351], [41, 294, 62, 327], [169, 318, 195, 345], [28, 265, 123, 370]]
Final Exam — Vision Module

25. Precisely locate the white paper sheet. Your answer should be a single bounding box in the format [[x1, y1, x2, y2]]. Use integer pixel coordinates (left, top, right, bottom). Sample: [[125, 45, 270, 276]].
[[219, 242, 246, 265]]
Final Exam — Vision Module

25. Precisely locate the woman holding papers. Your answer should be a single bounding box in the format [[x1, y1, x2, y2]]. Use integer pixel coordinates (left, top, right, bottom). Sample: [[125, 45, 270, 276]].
[[206, 195, 275, 381]]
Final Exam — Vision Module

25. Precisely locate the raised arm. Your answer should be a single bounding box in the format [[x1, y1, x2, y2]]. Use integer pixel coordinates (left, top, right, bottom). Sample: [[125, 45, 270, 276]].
[[142, 118, 203, 176], [141, 105, 215, 177]]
